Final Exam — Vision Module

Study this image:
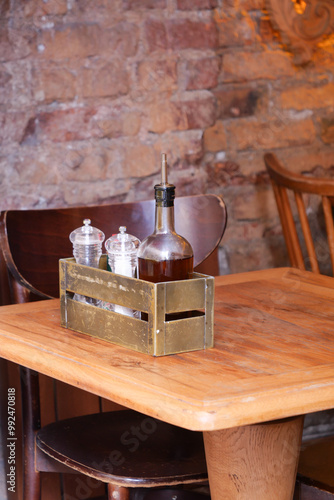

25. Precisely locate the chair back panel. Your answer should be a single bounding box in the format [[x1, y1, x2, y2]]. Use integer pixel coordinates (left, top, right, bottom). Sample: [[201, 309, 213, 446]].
[[0, 194, 227, 499], [0, 194, 227, 301], [264, 153, 334, 275]]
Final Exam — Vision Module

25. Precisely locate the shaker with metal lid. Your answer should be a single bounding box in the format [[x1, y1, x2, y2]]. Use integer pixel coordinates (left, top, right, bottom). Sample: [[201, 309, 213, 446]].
[[105, 226, 141, 317], [69, 218, 105, 305]]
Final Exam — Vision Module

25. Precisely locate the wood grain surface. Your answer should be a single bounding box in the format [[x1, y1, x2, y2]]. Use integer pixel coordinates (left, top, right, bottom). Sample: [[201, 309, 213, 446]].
[[0, 267, 334, 431], [203, 415, 304, 499]]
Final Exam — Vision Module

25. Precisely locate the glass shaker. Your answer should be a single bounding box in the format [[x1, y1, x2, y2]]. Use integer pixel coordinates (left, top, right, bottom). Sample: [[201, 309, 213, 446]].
[[69, 219, 105, 306], [105, 226, 141, 317]]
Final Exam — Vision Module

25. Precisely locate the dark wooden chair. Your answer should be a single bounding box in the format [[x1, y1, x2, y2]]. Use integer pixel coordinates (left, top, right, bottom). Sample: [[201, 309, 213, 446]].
[[264, 153, 334, 500], [0, 194, 226, 500], [293, 436, 334, 499], [264, 152, 334, 275]]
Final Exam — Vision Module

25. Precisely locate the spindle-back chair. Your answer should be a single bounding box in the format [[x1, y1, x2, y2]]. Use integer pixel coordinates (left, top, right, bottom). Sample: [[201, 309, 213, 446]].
[[293, 435, 334, 499], [264, 152, 334, 275]]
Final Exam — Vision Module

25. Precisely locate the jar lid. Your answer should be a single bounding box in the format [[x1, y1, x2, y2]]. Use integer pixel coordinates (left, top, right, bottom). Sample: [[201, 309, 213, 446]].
[[69, 219, 105, 246], [105, 226, 141, 256]]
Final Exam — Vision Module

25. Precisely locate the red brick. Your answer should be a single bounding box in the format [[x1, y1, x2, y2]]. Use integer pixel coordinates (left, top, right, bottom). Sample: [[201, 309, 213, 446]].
[[239, 0, 264, 9], [206, 161, 247, 189], [0, 24, 34, 62], [33, 65, 76, 102], [321, 117, 334, 145], [21, 108, 102, 144], [29, 0, 68, 15], [0, 68, 12, 104], [177, 0, 217, 9], [11, 150, 60, 184], [228, 236, 282, 274], [216, 13, 256, 47], [167, 20, 218, 50], [41, 0, 68, 15], [93, 118, 123, 139], [124, 144, 157, 177], [102, 22, 138, 58], [235, 150, 264, 176], [21, 106, 141, 144], [280, 83, 334, 110], [40, 24, 101, 60], [223, 51, 294, 82], [96, 111, 141, 138], [183, 57, 220, 90], [146, 98, 183, 134], [144, 19, 167, 52], [177, 93, 216, 130], [227, 117, 316, 151], [258, 18, 276, 43], [213, 88, 261, 118], [153, 130, 203, 164], [40, 22, 138, 60], [136, 59, 177, 91], [0, 111, 30, 144], [221, 0, 237, 7], [65, 0, 119, 18], [169, 168, 207, 197], [203, 121, 227, 152], [147, 92, 215, 133], [65, 149, 108, 182], [123, 0, 166, 8], [81, 61, 129, 98], [274, 147, 334, 175], [233, 186, 278, 220], [0, 0, 10, 16], [223, 218, 267, 242]]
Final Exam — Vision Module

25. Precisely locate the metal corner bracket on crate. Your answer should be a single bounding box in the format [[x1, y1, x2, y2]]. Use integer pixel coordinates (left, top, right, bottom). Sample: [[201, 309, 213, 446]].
[[59, 256, 214, 357]]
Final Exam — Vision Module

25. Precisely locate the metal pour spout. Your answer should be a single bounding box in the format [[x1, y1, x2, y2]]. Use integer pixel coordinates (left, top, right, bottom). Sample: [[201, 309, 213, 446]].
[[161, 153, 168, 185]]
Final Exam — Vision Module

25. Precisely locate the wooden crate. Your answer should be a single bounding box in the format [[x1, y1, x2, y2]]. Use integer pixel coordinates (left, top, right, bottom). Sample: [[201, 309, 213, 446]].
[[59, 256, 214, 356]]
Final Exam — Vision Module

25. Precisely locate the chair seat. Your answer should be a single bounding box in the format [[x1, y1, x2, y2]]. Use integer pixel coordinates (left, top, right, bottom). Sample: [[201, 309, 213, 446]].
[[138, 488, 210, 499], [297, 435, 334, 493], [36, 409, 208, 487]]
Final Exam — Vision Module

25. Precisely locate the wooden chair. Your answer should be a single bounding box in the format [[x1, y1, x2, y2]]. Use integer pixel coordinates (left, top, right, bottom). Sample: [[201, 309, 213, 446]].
[[264, 152, 334, 275], [0, 194, 226, 500], [264, 153, 334, 500], [294, 435, 334, 499]]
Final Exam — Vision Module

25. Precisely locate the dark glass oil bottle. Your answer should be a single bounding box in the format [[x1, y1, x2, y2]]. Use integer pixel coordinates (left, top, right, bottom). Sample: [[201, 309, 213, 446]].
[[138, 154, 194, 285]]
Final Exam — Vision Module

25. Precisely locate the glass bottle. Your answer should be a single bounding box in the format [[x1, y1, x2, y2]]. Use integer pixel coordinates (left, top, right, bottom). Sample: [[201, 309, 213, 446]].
[[138, 153, 194, 284], [69, 218, 105, 306]]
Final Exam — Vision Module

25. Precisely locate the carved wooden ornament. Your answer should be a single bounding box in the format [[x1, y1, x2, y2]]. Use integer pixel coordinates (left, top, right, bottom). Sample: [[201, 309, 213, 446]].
[[266, 0, 334, 65]]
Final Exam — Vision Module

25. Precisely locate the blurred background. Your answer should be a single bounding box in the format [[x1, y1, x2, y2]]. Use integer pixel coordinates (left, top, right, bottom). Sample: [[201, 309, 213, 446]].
[[1, 0, 334, 274]]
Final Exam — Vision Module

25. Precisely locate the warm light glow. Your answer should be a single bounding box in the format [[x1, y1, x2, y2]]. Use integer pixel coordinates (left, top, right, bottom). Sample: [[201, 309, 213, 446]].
[[292, 0, 307, 15], [267, 0, 334, 64], [318, 33, 334, 50]]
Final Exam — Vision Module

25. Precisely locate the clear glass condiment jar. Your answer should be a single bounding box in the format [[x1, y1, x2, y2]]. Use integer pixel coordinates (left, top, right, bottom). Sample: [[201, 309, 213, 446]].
[[69, 218, 105, 306], [105, 226, 141, 317]]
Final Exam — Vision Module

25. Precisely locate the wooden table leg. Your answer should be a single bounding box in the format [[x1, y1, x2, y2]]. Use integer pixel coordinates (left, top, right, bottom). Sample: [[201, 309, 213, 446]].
[[203, 415, 304, 500]]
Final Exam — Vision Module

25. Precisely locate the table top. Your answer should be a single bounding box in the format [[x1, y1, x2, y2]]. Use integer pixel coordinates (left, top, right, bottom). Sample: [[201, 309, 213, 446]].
[[1, 267, 334, 431]]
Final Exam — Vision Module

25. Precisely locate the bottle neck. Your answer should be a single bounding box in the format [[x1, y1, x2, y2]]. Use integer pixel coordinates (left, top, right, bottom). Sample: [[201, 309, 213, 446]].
[[155, 204, 175, 233]]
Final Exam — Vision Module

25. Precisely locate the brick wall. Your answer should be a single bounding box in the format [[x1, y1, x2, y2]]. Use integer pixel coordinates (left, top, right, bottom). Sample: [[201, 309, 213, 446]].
[[1, 0, 334, 274]]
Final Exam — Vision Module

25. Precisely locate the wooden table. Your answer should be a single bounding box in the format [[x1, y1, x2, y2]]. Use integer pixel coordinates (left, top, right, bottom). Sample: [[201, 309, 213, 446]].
[[1, 267, 334, 499]]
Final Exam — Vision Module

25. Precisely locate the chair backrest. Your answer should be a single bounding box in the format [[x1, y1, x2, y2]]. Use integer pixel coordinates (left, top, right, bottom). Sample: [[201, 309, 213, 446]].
[[264, 152, 334, 275], [0, 194, 227, 499], [0, 194, 227, 304]]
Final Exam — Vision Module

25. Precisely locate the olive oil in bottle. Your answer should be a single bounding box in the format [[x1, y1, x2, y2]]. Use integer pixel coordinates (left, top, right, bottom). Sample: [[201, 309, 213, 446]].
[[138, 154, 194, 284]]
